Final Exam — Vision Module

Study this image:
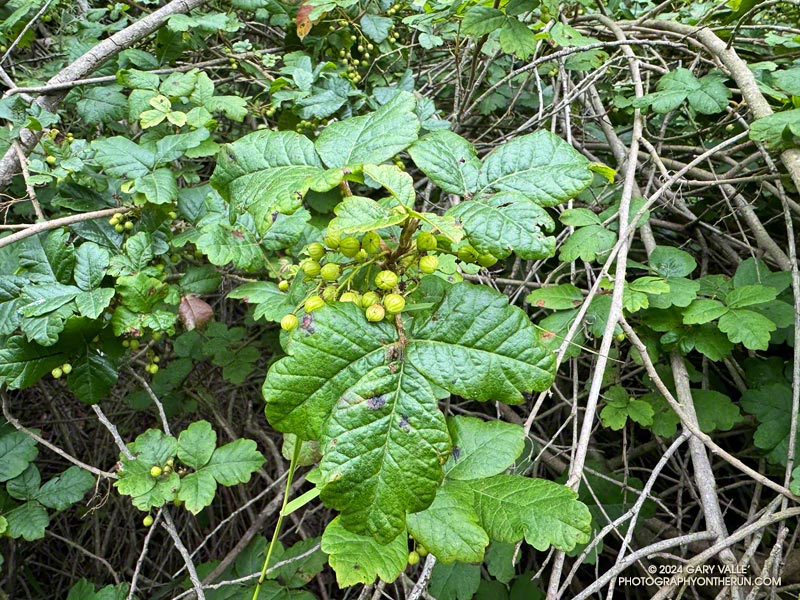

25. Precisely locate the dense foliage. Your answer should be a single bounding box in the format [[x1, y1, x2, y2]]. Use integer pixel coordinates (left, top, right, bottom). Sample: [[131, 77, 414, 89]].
[[0, 0, 799, 598]]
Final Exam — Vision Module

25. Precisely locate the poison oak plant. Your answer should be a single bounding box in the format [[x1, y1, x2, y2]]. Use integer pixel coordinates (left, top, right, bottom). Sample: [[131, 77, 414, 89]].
[[206, 90, 596, 585]]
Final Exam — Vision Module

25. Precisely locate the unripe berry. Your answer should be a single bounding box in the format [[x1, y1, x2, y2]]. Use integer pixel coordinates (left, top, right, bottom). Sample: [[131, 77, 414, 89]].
[[168, 211, 178, 219], [362, 231, 381, 254], [148, 364, 159, 374], [340, 291, 360, 303], [281, 314, 299, 331], [339, 236, 361, 258], [278, 280, 290, 291], [361, 291, 381, 308], [61, 363, 72, 375], [115, 224, 125, 233], [457, 245, 478, 263], [124, 221, 134, 230], [109, 217, 119, 226], [415, 232, 437, 251], [407, 551, 420, 566], [51, 367, 63, 379], [113, 213, 124, 221], [477, 253, 498, 268], [419, 255, 439, 274], [354, 249, 368, 263], [320, 263, 340, 281], [375, 270, 399, 290], [365, 304, 385, 322], [143, 515, 154, 527], [416, 545, 429, 557], [129, 339, 140, 350], [383, 293, 405, 314], [304, 295, 325, 312], [324, 234, 340, 250], [308, 242, 326, 260], [46, 155, 56, 165], [302, 259, 321, 278], [150, 466, 162, 477]]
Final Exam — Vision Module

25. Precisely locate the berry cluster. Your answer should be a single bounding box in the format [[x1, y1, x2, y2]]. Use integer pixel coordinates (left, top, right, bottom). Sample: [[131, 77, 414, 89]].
[[108, 212, 134, 234], [280, 227, 444, 331], [51, 362, 72, 379]]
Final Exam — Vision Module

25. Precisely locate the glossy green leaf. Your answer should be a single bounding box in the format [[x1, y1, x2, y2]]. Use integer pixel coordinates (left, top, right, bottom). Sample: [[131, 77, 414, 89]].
[[443, 416, 525, 481], [74, 243, 110, 291], [682, 299, 728, 325], [320, 517, 408, 587], [364, 164, 415, 206], [67, 353, 118, 405], [718, 309, 776, 350], [35, 466, 95, 510], [526, 284, 584, 310], [328, 196, 407, 235], [0, 427, 38, 482], [409, 131, 481, 196], [177, 420, 217, 469], [315, 92, 419, 168], [447, 192, 556, 260]]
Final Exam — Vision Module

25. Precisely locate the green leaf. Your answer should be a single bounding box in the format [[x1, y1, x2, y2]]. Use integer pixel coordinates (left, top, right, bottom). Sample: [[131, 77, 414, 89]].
[[429, 561, 481, 600], [462, 7, 507, 36], [228, 282, 292, 323], [115, 429, 179, 510], [321, 517, 408, 587], [67, 353, 118, 405], [204, 438, 264, 485], [360, 13, 393, 43], [19, 283, 81, 318], [526, 284, 583, 310], [499, 19, 537, 59], [749, 109, 800, 146], [443, 416, 525, 481], [92, 137, 155, 178], [647, 277, 699, 309], [649, 246, 696, 278], [318, 363, 450, 542], [692, 390, 741, 433], [75, 288, 115, 320], [19, 229, 75, 285], [35, 466, 95, 510], [406, 480, 489, 563], [0, 335, 66, 389], [364, 164, 415, 206], [264, 283, 553, 540], [559, 225, 615, 263], [135, 168, 178, 205], [477, 131, 592, 206], [718, 309, 776, 350], [4, 501, 49, 541], [485, 542, 517, 584], [638, 69, 731, 114], [116, 273, 166, 313], [741, 384, 797, 465], [599, 386, 654, 430], [733, 258, 791, 293], [0, 428, 38, 482], [196, 224, 265, 270], [559, 208, 601, 227], [177, 420, 217, 469], [465, 474, 591, 551], [177, 470, 217, 515], [210, 130, 324, 222], [178, 266, 222, 295], [682, 299, 728, 325], [8, 464, 41, 500], [408, 130, 481, 196], [447, 192, 556, 260], [725, 284, 777, 308], [689, 324, 734, 360], [76, 85, 127, 124], [328, 196, 408, 235], [315, 92, 420, 168], [74, 242, 110, 291]]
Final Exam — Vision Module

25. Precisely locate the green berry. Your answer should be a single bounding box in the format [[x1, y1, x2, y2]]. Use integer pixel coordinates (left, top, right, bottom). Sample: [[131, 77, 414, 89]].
[[477, 253, 498, 268], [417, 545, 429, 557], [354, 249, 368, 263], [124, 221, 134, 231], [46, 155, 56, 165], [152, 356, 160, 363], [148, 364, 159, 374], [407, 551, 420, 566], [375, 270, 399, 290], [339, 236, 361, 258], [51, 367, 63, 379], [152, 332, 162, 342], [383, 293, 405, 314], [362, 231, 381, 254], [419, 255, 439, 274], [308, 242, 326, 260], [122, 340, 130, 348], [115, 224, 125, 233], [304, 295, 325, 312], [109, 217, 119, 226], [416, 232, 437, 252], [61, 363, 72, 375], [166, 458, 174, 467], [281, 314, 299, 331], [143, 515, 154, 527], [366, 304, 386, 322], [615, 332, 626, 342], [324, 233, 339, 249], [320, 263, 341, 281], [302, 259, 321, 278], [278, 280, 290, 291], [361, 291, 381, 308], [129, 339, 140, 350], [113, 213, 124, 221], [322, 286, 339, 302], [339, 291, 359, 304], [457, 245, 478, 263], [150, 465, 162, 478], [168, 211, 178, 219]]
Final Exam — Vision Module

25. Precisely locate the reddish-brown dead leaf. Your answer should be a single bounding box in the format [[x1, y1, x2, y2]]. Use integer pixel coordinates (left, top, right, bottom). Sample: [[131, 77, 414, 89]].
[[296, 4, 314, 39], [179, 295, 213, 331]]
